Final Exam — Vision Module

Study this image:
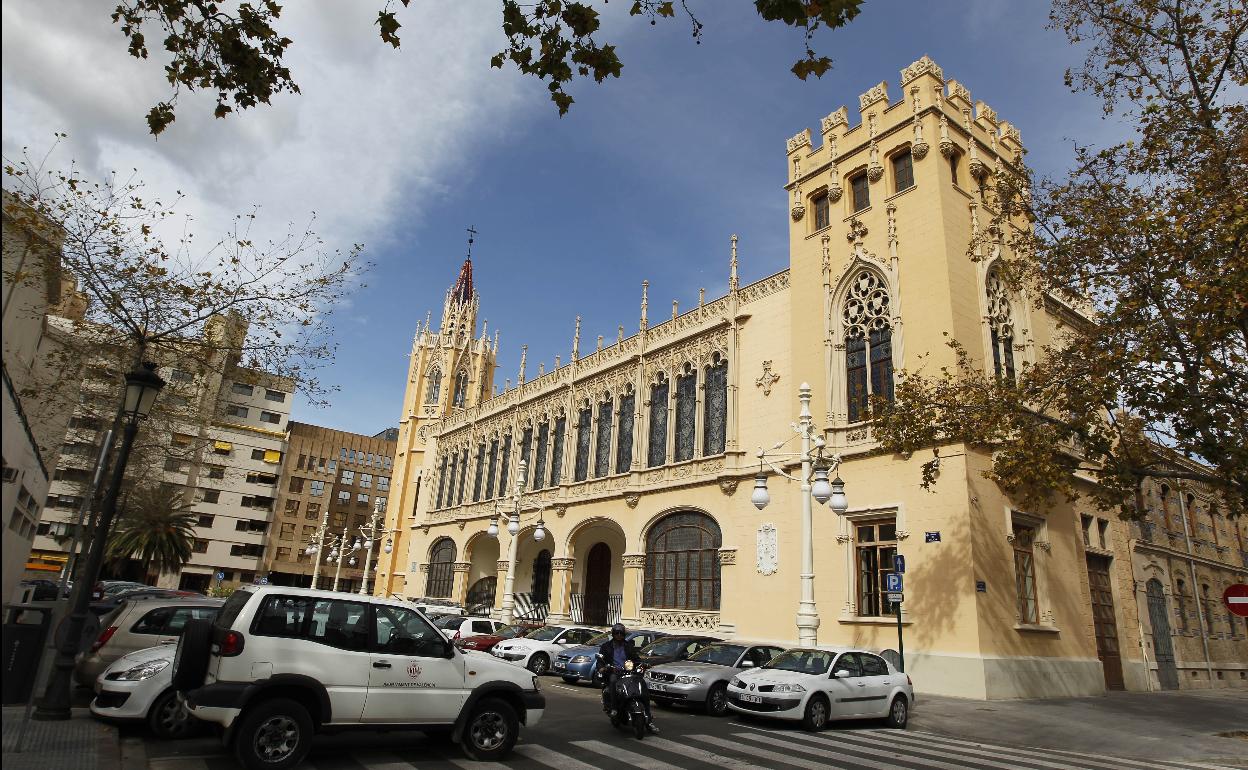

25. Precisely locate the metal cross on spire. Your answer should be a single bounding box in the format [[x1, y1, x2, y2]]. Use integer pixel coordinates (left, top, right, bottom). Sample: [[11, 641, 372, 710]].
[[466, 225, 477, 260]]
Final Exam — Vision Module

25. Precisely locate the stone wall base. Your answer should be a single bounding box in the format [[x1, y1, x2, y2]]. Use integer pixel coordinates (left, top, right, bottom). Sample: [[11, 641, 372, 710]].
[[903, 651, 1106, 700]]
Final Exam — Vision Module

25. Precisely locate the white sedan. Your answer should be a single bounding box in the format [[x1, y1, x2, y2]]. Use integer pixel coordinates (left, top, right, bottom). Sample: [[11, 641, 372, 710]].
[[90, 644, 197, 739], [727, 647, 913, 731], [491, 625, 600, 675]]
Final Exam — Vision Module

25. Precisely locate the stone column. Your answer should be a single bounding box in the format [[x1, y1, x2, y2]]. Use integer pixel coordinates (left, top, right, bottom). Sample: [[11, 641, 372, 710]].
[[451, 561, 471, 607], [547, 557, 575, 623], [716, 548, 739, 635], [622, 553, 647, 625], [493, 560, 510, 618], [417, 564, 429, 598]]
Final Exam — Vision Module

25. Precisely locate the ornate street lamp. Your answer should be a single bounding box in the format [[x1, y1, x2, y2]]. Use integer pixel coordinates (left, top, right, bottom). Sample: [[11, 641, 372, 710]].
[[486, 459, 548, 622], [751, 382, 848, 647], [36, 361, 164, 720]]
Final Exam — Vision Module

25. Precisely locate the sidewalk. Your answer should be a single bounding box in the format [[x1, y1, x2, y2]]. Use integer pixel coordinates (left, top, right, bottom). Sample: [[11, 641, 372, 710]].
[[1, 706, 122, 770], [910, 688, 1248, 766]]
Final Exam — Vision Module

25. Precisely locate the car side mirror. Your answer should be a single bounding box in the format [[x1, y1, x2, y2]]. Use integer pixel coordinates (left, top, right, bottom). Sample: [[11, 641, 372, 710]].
[[834, 669, 851, 679]]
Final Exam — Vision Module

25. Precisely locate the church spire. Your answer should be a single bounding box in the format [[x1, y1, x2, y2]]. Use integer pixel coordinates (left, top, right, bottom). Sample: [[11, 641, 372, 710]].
[[449, 226, 476, 304]]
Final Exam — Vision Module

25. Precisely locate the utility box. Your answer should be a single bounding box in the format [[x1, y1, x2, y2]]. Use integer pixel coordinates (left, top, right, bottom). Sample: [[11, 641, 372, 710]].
[[2, 604, 53, 704]]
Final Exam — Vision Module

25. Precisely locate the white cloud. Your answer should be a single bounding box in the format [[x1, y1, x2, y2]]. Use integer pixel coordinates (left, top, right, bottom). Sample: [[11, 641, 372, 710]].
[[1, 1, 533, 257]]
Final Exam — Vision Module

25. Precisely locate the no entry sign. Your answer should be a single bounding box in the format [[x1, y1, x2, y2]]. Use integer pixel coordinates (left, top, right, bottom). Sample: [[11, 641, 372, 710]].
[[1224, 584, 1248, 618]]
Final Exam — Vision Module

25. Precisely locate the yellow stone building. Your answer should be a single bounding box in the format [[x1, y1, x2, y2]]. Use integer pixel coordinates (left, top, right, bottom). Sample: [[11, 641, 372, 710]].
[[373, 57, 1246, 699]]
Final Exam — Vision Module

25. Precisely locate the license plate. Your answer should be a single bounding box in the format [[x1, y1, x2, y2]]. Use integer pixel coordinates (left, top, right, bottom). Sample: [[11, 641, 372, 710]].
[[649, 683, 666, 692], [741, 694, 763, 704]]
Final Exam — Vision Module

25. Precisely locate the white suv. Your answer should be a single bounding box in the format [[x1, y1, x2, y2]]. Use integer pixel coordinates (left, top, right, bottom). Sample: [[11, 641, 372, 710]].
[[173, 586, 544, 768]]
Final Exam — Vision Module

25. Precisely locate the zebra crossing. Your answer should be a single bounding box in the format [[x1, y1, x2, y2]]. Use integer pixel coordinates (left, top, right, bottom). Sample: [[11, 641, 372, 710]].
[[145, 725, 1236, 770]]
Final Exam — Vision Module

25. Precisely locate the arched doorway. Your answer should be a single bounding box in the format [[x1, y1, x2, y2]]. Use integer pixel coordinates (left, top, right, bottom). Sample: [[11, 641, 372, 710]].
[[425, 538, 455, 598], [583, 543, 612, 625], [1146, 578, 1179, 690], [531, 549, 552, 605], [466, 577, 497, 615]]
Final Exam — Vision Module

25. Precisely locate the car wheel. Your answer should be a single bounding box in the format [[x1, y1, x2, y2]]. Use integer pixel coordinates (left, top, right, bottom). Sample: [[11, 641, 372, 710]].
[[561, 675, 579, 684], [231, 698, 313, 770], [527, 653, 550, 675], [461, 697, 519, 762], [171, 619, 212, 692], [147, 688, 195, 739], [801, 695, 830, 732], [885, 694, 908, 729], [705, 682, 729, 716]]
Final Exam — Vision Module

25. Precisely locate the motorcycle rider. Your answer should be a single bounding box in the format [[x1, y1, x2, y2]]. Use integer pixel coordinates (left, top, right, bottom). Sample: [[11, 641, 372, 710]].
[[598, 622, 658, 734]]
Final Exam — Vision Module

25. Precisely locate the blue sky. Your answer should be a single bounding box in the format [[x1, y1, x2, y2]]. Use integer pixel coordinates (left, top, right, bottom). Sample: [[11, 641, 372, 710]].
[[3, 2, 1122, 436]]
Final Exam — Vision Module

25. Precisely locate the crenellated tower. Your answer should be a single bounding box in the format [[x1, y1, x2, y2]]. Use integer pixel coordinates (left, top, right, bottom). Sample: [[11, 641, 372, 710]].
[[375, 237, 499, 596]]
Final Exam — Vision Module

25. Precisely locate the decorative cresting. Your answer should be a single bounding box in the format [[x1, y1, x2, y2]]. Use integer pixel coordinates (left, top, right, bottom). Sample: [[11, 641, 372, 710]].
[[858, 80, 888, 111], [638, 609, 721, 631], [842, 271, 892, 339], [756, 523, 779, 576], [900, 54, 944, 86]]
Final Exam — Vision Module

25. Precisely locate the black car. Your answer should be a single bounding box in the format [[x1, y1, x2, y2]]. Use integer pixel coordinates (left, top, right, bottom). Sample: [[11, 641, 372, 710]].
[[20, 578, 67, 600], [637, 634, 721, 667]]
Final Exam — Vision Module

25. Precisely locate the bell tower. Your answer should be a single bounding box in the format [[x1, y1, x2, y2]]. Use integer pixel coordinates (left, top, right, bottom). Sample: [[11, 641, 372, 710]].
[[375, 229, 499, 596]]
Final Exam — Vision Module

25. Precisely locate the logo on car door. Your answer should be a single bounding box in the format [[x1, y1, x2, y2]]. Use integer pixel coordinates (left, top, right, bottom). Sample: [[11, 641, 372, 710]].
[[407, 662, 423, 679]]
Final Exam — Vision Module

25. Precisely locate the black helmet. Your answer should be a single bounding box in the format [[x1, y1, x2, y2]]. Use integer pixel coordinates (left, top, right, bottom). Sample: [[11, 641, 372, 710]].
[[611, 623, 626, 637]]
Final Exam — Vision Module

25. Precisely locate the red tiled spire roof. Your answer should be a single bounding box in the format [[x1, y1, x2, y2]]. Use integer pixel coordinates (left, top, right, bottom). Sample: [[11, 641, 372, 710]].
[[451, 256, 473, 304]]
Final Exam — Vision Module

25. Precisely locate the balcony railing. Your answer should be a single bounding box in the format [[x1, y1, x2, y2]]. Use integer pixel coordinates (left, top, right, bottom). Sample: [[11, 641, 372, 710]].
[[570, 593, 622, 626], [512, 592, 550, 622]]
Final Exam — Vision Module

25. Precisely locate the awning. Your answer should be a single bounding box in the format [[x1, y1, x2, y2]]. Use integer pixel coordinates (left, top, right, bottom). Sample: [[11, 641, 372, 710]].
[[214, 440, 233, 451], [263, 450, 282, 464]]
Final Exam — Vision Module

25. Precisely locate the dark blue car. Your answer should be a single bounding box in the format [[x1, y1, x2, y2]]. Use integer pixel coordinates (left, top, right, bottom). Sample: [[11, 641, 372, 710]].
[[552, 628, 667, 685]]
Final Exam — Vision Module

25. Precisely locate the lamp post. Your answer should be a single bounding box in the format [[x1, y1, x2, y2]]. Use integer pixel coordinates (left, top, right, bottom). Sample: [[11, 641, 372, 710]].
[[303, 508, 331, 589], [35, 361, 165, 720], [751, 382, 848, 647], [326, 528, 363, 592], [358, 498, 392, 596], [488, 459, 547, 623]]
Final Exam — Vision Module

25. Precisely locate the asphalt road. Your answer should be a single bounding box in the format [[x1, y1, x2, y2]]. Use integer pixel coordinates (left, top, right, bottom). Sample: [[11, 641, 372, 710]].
[[122, 678, 1246, 770]]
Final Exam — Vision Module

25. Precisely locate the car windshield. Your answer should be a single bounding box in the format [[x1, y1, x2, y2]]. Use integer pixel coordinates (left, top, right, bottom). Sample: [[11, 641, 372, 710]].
[[763, 650, 833, 675], [642, 637, 692, 657], [496, 624, 531, 639], [586, 632, 611, 646], [433, 615, 466, 629], [689, 644, 746, 666], [524, 625, 565, 642]]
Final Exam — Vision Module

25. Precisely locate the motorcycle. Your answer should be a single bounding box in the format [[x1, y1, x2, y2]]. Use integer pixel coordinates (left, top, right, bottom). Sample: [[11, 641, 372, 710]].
[[597, 655, 650, 739]]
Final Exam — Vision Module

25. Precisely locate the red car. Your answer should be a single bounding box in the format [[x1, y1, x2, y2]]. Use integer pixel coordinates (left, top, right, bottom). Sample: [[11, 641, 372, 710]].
[[455, 622, 544, 652]]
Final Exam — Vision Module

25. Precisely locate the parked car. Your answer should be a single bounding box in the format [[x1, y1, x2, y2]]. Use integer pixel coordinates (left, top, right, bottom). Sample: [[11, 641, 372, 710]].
[[406, 598, 464, 617], [491, 624, 601, 675], [174, 586, 545, 767], [637, 634, 721, 667], [90, 644, 199, 739], [646, 641, 786, 715], [75, 597, 223, 686], [553, 628, 667, 685], [90, 586, 201, 616], [20, 578, 68, 600], [90, 581, 146, 601], [432, 615, 506, 642], [726, 647, 913, 731], [455, 622, 543, 653]]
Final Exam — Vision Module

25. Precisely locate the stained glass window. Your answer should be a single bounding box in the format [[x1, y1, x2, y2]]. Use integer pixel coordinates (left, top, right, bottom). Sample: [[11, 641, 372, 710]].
[[499, 434, 512, 494], [520, 427, 533, 488], [703, 354, 727, 456], [594, 398, 613, 478], [485, 438, 499, 499], [472, 443, 485, 502], [643, 511, 722, 610], [674, 365, 697, 462], [426, 538, 455, 598], [648, 376, 669, 468], [533, 422, 550, 490], [842, 270, 894, 422], [425, 367, 442, 405], [986, 269, 1016, 381], [445, 454, 457, 508], [435, 454, 448, 509], [616, 393, 635, 474], [574, 407, 592, 482], [457, 448, 469, 505], [550, 416, 566, 486], [452, 370, 469, 408]]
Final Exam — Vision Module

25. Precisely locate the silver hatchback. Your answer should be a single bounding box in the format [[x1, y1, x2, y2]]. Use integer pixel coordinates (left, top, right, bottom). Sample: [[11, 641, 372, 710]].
[[646, 641, 786, 716], [75, 597, 223, 686]]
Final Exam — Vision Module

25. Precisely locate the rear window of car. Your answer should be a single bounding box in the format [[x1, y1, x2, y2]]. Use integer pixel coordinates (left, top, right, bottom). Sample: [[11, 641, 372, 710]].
[[433, 615, 466, 629], [860, 653, 889, 676], [132, 606, 219, 635], [215, 589, 254, 630]]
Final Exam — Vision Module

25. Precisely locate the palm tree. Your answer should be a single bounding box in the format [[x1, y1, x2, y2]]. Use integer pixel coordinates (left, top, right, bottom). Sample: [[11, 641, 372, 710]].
[[107, 486, 197, 583]]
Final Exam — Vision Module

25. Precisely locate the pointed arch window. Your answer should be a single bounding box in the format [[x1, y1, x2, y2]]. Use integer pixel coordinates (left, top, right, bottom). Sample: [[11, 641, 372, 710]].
[[435, 454, 448, 509], [485, 438, 499, 499], [456, 448, 469, 505], [452, 370, 469, 408], [426, 538, 455, 598], [499, 434, 512, 494], [520, 427, 533, 488], [616, 391, 635, 474], [842, 270, 894, 422], [674, 364, 697, 462], [703, 353, 727, 456], [594, 397, 614, 478], [574, 406, 592, 482], [425, 367, 442, 405], [648, 374, 669, 468], [472, 443, 485, 502], [986, 268, 1016, 381], [445, 454, 458, 508], [533, 421, 550, 490], [550, 415, 566, 486]]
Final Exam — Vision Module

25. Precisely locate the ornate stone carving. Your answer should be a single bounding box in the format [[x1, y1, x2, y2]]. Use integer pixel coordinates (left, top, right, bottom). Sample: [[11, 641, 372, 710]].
[[739, 270, 790, 305], [858, 81, 888, 111], [946, 79, 972, 105], [552, 504, 568, 518], [638, 609, 721, 631], [718, 478, 739, 496], [756, 360, 780, 396], [900, 55, 944, 85], [624, 492, 640, 509], [452, 561, 470, 573], [757, 523, 779, 576], [718, 548, 737, 566], [623, 553, 647, 569], [826, 182, 843, 203], [787, 129, 811, 153], [791, 203, 806, 222], [418, 564, 430, 574], [912, 140, 930, 161], [495, 560, 509, 572], [821, 107, 848, 134], [867, 160, 884, 183], [975, 100, 998, 125], [552, 557, 575, 571]]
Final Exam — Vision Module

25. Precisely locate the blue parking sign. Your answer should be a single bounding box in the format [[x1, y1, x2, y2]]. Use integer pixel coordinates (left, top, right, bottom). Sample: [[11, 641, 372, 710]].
[[885, 573, 903, 593]]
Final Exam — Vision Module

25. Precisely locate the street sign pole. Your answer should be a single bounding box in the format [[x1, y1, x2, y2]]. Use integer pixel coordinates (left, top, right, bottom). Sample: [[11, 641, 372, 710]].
[[897, 600, 904, 673], [885, 572, 905, 673]]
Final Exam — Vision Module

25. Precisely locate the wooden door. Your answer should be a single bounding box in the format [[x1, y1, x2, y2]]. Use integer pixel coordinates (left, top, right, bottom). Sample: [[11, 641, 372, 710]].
[[1146, 578, 1180, 690], [1085, 555, 1124, 690], [584, 543, 612, 626]]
